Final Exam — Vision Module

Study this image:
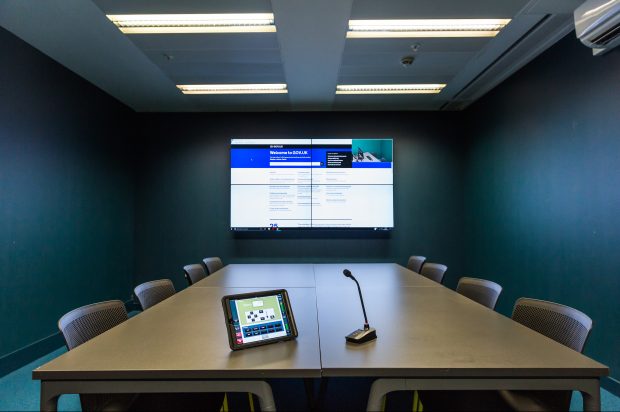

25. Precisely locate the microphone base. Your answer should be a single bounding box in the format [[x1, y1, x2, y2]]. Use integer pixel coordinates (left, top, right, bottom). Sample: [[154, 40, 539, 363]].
[[345, 327, 377, 344]]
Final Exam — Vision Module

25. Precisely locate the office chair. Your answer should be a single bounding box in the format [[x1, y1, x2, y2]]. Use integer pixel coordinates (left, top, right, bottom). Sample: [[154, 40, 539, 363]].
[[183, 264, 207, 286], [202, 257, 224, 275], [499, 298, 593, 411], [420, 263, 447, 284], [134, 279, 176, 311], [406, 256, 426, 273], [59, 301, 225, 411], [59, 301, 136, 411], [456, 277, 503, 310]]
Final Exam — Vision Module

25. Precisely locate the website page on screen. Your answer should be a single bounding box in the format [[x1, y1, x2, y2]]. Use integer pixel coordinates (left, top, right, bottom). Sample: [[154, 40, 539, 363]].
[[230, 138, 393, 230]]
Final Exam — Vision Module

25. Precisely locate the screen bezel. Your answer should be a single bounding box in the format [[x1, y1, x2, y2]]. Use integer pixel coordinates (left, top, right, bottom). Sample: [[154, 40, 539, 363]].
[[229, 138, 395, 232], [221, 289, 299, 351]]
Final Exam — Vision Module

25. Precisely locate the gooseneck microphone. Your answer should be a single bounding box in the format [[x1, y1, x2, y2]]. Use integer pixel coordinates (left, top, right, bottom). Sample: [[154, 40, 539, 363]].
[[343, 269, 370, 329], [343, 269, 377, 344]]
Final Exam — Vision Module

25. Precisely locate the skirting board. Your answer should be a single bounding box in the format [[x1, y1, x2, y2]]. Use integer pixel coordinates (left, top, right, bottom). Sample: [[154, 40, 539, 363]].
[[0, 332, 64, 377], [602, 376, 620, 397]]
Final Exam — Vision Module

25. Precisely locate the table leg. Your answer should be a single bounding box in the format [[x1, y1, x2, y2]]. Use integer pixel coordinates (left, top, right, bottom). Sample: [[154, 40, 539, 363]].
[[38, 379, 277, 412], [252, 381, 276, 412], [366, 378, 603, 412], [367, 379, 407, 411], [580, 379, 601, 412], [40, 382, 60, 412]]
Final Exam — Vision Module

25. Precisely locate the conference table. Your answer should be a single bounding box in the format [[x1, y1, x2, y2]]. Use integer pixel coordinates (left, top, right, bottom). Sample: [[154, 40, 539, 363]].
[[34, 263, 608, 411]]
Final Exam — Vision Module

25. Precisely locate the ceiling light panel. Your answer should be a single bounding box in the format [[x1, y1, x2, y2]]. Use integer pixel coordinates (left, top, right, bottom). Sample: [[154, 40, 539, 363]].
[[107, 13, 276, 34], [347, 19, 511, 38], [336, 84, 446, 94], [177, 84, 288, 94]]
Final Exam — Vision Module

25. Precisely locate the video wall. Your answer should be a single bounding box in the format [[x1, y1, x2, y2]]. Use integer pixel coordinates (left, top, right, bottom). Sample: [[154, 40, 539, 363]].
[[230, 139, 393, 230]]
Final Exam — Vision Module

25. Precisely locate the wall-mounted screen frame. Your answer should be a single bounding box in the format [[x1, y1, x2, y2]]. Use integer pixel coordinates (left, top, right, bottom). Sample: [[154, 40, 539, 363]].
[[230, 138, 394, 231]]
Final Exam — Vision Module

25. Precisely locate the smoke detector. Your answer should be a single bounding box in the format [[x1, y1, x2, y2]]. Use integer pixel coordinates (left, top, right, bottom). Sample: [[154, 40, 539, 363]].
[[401, 56, 415, 67]]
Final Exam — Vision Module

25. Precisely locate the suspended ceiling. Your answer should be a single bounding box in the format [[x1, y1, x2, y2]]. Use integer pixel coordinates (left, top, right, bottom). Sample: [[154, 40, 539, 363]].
[[0, 0, 585, 111]]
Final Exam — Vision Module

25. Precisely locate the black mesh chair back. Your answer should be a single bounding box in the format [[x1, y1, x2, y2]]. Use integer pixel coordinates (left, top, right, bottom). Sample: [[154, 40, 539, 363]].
[[406, 256, 426, 273], [512, 298, 592, 352], [500, 298, 594, 411], [183, 263, 207, 286], [202, 257, 224, 275], [58, 301, 134, 411], [420, 263, 447, 284], [59, 300, 128, 350], [456, 277, 503, 310], [134, 279, 176, 311]]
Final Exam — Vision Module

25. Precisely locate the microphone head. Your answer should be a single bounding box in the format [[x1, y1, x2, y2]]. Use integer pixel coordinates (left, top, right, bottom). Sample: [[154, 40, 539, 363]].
[[343, 269, 352, 278]]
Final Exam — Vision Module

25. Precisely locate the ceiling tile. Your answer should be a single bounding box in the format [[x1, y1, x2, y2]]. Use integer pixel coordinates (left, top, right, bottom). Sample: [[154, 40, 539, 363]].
[[92, 0, 274, 14], [350, 0, 529, 19], [341, 52, 473, 71], [334, 94, 445, 111], [161, 62, 285, 80], [127, 34, 280, 52], [144, 49, 283, 65], [343, 38, 492, 54], [182, 93, 291, 112], [1, 0, 575, 111]]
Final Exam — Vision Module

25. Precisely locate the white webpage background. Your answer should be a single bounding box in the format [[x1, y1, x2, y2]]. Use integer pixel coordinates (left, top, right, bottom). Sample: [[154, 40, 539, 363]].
[[311, 185, 393, 227], [231, 168, 392, 185], [231, 185, 311, 228]]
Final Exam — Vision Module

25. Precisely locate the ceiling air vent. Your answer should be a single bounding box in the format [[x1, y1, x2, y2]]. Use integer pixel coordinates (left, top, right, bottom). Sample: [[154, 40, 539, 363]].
[[575, 0, 620, 55], [590, 21, 620, 46]]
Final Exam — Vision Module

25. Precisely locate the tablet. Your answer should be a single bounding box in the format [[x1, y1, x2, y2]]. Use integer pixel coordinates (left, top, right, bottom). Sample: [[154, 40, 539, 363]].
[[221, 289, 298, 350]]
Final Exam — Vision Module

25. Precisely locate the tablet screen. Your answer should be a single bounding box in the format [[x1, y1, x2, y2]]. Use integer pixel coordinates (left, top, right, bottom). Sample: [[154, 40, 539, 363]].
[[227, 291, 294, 346]]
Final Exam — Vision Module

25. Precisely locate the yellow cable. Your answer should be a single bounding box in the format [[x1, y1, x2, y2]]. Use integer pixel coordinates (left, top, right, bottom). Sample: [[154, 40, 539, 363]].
[[221, 393, 229, 412], [412, 390, 424, 412], [248, 392, 255, 412]]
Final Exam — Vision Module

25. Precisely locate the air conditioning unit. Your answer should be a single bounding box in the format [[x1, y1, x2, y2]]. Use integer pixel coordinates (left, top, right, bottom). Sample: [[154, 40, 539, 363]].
[[575, 0, 620, 55]]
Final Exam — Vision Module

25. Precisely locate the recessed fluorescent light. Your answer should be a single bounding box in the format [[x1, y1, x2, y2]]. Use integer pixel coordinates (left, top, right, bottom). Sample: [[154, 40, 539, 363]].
[[177, 84, 288, 95], [107, 13, 276, 34], [336, 84, 446, 95], [347, 19, 511, 38]]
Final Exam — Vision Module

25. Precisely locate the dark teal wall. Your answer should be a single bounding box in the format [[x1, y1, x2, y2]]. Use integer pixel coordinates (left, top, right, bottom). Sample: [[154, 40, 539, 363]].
[[0, 28, 135, 359], [134, 112, 466, 291], [464, 34, 620, 375]]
